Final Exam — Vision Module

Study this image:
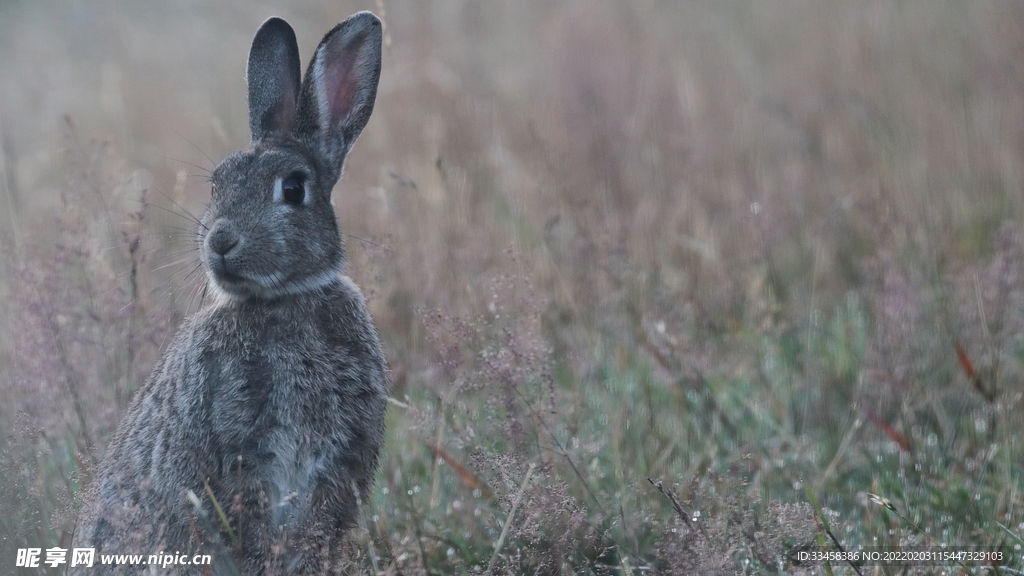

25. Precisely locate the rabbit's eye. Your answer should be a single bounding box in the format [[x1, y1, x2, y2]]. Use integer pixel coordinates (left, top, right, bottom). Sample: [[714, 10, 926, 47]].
[[282, 174, 306, 205]]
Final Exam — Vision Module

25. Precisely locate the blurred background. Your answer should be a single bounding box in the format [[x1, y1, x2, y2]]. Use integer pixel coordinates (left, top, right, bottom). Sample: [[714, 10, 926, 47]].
[[2, 1, 1024, 573]]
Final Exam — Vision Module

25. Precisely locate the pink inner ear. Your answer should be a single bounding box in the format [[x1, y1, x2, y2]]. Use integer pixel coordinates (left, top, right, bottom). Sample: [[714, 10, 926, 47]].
[[322, 32, 368, 125]]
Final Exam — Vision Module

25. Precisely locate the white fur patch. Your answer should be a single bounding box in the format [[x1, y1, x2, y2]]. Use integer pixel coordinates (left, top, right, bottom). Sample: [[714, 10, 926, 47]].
[[272, 176, 283, 203]]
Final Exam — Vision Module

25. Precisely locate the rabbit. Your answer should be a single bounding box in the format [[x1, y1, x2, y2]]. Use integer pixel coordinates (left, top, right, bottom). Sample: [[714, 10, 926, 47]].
[[72, 12, 389, 575]]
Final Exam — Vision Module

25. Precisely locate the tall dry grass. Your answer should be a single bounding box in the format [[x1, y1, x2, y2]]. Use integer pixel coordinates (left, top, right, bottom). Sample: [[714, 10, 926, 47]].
[[3, 0, 1024, 573]]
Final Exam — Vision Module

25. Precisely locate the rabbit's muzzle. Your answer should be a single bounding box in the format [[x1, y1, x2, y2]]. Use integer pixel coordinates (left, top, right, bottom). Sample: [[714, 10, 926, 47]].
[[205, 219, 251, 286]]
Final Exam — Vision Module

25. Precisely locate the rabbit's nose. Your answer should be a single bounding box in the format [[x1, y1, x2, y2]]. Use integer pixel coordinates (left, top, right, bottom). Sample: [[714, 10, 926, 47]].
[[207, 222, 240, 256]]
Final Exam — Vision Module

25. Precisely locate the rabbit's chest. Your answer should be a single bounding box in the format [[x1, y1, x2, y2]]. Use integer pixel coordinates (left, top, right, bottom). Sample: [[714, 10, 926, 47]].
[[208, 338, 356, 524]]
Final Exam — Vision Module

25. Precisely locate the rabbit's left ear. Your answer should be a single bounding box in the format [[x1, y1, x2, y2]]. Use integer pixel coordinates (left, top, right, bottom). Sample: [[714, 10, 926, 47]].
[[247, 17, 302, 141], [297, 11, 382, 169]]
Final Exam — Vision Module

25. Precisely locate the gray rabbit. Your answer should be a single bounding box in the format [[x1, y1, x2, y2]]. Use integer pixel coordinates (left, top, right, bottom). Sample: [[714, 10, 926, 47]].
[[72, 12, 389, 575]]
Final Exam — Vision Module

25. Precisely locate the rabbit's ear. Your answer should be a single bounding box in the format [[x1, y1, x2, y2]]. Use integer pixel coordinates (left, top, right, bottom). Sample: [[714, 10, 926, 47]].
[[297, 11, 382, 168], [247, 17, 302, 141]]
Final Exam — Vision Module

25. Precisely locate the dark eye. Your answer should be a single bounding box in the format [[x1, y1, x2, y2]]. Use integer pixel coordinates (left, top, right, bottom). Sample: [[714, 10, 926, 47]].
[[282, 173, 305, 205]]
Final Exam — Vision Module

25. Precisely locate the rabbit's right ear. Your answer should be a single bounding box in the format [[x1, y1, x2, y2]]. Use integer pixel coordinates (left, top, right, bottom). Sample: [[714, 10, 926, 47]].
[[247, 17, 302, 141], [296, 11, 382, 171]]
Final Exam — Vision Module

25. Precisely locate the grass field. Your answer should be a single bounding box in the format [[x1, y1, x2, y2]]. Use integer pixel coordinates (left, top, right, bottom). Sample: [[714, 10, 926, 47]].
[[2, 1, 1024, 574]]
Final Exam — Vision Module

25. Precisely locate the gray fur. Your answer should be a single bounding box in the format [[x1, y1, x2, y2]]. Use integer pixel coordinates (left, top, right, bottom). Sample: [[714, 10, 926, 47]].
[[73, 12, 387, 575]]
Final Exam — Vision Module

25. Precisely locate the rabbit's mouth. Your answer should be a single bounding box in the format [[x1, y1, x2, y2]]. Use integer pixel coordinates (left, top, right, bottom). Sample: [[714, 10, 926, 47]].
[[216, 269, 250, 286], [208, 256, 259, 294], [209, 259, 315, 300]]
